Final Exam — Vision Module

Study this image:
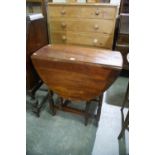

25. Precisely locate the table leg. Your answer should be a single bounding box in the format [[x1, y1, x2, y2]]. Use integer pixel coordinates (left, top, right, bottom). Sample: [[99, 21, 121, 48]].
[[60, 97, 64, 110], [48, 89, 56, 116], [85, 101, 91, 126], [35, 93, 48, 117], [121, 83, 129, 111], [118, 111, 129, 139], [96, 93, 103, 127]]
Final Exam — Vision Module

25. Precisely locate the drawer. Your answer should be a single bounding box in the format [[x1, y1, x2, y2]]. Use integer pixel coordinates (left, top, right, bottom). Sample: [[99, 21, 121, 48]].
[[48, 5, 117, 20], [50, 31, 113, 49], [49, 18, 115, 34], [50, 32, 67, 44]]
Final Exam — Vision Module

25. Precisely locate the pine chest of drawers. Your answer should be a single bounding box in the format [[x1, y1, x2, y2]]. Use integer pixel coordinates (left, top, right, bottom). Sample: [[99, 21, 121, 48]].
[[47, 3, 118, 49]]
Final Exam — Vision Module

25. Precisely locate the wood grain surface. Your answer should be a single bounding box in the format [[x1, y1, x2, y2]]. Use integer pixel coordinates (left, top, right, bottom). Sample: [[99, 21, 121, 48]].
[[26, 16, 48, 90], [31, 44, 123, 101], [47, 3, 118, 49]]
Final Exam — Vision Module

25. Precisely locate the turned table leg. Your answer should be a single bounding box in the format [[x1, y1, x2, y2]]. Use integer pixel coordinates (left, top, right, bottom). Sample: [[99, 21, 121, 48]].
[[84, 101, 91, 126], [48, 89, 56, 116]]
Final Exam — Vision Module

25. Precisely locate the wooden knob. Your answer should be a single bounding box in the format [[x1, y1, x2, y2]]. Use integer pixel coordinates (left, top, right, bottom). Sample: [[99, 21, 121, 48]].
[[61, 22, 66, 27], [94, 24, 99, 30], [93, 39, 98, 44], [95, 10, 100, 15], [62, 35, 66, 41], [61, 10, 66, 15]]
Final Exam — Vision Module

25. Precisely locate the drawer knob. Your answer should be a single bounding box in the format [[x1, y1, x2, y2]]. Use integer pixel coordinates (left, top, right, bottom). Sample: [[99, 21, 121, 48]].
[[94, 24, 99, 30], [95, 10, 100, 15], [93, 39, 98, 44], [62, 35, 67, 41], [61, 22, 66, 27], [61, 10, 66, 15]]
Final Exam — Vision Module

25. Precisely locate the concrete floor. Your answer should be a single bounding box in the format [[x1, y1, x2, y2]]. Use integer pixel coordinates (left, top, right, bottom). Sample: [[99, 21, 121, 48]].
[[26, 76, 129, 155]]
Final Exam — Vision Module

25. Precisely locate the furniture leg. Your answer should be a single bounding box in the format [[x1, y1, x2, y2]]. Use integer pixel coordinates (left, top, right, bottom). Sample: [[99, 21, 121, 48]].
[[59, 97, 64, 110], [31, 100, 39, 115], [118, 111, 129, 139], [30, 97, 38, 108], [121, 83, 129, 111], [84, 101, 91, 126], [36, 93, 48, 117], [96, 93, 104, 127], [29, 91, 35, 100], [27, 80, 43, 100], [48, 90, 56, 116]]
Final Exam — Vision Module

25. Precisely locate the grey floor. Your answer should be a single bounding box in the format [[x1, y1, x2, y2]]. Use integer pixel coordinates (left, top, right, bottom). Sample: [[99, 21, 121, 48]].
[[26, 76, 129, 155]]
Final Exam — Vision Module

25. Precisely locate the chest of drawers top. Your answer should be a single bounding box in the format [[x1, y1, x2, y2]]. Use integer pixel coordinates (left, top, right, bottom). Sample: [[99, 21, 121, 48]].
[[47, 3, 118, 49]]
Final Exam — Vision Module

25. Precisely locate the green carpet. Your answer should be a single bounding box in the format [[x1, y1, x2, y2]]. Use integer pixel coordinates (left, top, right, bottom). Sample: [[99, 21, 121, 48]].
[[26, 90, 97, 155], [26, 76, 129, 155]]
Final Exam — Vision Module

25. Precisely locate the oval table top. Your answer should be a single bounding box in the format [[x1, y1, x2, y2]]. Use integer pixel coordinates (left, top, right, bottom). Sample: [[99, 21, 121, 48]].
[[31, 44, 123, 101]]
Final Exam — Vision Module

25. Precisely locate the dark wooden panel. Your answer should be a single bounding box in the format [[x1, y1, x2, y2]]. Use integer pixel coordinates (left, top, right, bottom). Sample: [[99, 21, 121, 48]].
[[26, 15, 49, 90], [113, 13, 129, 70]]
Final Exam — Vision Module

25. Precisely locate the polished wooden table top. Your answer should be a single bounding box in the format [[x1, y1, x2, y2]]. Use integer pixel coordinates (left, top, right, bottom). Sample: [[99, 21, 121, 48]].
[[31, 44, 123, 101]]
